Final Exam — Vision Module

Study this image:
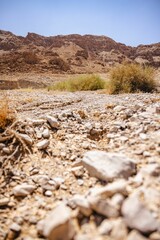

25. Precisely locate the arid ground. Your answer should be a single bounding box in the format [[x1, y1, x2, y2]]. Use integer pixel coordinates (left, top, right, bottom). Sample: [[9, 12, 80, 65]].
[[0, 86, 160, 240]]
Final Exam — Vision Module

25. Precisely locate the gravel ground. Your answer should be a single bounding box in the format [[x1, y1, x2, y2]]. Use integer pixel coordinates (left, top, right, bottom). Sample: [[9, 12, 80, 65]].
[[0, 90, 160, 240]]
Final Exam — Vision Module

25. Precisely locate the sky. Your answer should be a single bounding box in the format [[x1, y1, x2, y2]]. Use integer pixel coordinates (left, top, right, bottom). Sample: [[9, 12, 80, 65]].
[[0, 0, 160, 46]]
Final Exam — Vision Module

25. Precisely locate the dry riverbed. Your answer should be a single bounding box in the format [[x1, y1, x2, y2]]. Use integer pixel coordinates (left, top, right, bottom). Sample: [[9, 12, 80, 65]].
[[0, 90, 160, 240]]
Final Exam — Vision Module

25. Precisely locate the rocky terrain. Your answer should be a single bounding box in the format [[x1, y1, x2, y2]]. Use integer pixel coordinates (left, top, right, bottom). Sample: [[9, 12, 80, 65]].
[[0, 90, 160, 240], [0, 30, 160, 75]]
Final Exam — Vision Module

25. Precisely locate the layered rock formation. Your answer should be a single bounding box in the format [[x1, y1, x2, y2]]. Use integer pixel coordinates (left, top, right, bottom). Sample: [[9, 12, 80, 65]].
[[0, 30, 159, 74]]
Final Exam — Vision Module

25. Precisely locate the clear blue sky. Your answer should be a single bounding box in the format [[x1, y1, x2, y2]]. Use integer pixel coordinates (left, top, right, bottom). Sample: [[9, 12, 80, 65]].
[[0, 0, 160, 46]]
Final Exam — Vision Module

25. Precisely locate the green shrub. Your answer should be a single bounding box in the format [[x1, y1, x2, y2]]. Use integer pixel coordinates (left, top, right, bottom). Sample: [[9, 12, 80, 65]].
[[107, 63, 156, 94], [48, 74, 105, 92]]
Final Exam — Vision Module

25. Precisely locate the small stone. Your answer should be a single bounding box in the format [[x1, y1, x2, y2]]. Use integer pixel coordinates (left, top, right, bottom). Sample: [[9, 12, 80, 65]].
[[46, 115, 59, 129], [19, 134, 33, 145], [139, 133, 148, 140], [13, 216, 24, 225], [42, 128, 50, 138], [10, 223, 21, 232], [30, 168, 39, 175], [121, 193, 159, 233], [45, 190, 52, 197], [111, 193, 124, 208], [140, 163, 160, 177], [143, 151, 151, 157], [53, 177, 65, 187], [88, 179, 127, 198], [89, 196, 119, 218], [77, 179, 84, 186], [13, 183, 35, 197], [2, 147, 10, 154], [82, 151, 136, 181], [127, 230, 148, 240], [114, 105, 125, 112], [61, 184, 68, 190], [0, 197, 10, 207], [98, 219, 113, 235], [71, 166, 84, 178], [31, 174, 49, 185], [31, 119, 46, 125], [40, 203, 76, 240], [0, 143, 5, 150], [71, 195, 92, 217], [36, 139, 49, 150], [111, 218, 128, 240]]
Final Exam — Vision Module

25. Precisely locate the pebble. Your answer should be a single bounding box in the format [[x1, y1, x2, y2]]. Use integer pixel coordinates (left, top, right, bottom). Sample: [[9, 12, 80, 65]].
[[36, 139, 49, 150], [2, 147, 10, 154], [110, 218, 128, 240], [13, 184, 36, 197], [0, 197, 10, 207], [19, 133, 33, 145], [10, 223, 21, 232], [71, 195, 92, 217], [98, 219, 113, 235], [46, 115, 60, 129], [71, 166, 84, 178], [44, 190, 53, 197], [89, 196, 119, 218], [42, 128, 50, 138]]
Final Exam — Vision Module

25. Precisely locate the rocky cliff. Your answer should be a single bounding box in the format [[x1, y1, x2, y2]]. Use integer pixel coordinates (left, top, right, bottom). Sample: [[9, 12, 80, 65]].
[[0, 30, 159, 74]]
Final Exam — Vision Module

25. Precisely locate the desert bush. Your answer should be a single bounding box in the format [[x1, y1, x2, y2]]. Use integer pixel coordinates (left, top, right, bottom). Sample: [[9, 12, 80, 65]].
[[23, 51, 39, 64], [107, 62, 156, 94], [48, 74, 105, 92], [0, 94, 15, 130]]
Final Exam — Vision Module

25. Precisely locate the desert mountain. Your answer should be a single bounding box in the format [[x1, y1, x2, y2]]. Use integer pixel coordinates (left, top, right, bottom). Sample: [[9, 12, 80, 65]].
[[0, 30, 160, 74]]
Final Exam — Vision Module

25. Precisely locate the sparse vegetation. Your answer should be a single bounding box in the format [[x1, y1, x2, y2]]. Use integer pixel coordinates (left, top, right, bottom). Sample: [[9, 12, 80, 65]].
[[0, 94, 15, 130], [48, 74, 105, 92], [107, 62, 156, 94]]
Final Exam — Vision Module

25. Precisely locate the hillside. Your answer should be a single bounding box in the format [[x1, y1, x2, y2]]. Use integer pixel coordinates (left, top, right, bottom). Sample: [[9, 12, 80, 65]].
[[0, 30, 160, 74]]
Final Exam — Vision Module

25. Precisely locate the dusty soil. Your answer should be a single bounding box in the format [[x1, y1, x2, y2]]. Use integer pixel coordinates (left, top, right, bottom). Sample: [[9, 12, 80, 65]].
[[0, 89, 160, 240]]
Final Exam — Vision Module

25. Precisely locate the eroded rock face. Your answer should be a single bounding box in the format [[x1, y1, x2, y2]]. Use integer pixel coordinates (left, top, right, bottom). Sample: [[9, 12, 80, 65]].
[[0, 30, 159, 76], [82, 151, 136, 181]]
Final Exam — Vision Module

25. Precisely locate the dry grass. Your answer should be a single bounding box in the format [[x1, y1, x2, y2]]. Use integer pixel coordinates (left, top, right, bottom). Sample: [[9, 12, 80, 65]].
[[48, 74, 105, 92], [106, 62, 156, 94], [0, 94, 16, 130]]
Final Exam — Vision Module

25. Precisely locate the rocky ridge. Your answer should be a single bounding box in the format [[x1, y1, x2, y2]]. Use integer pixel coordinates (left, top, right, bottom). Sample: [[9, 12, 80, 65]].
[[0, 30, 160, 74], [0, 90, 160, 239]]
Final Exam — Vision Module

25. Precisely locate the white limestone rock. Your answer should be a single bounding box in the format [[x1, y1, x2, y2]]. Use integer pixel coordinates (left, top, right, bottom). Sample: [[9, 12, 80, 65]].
[[13, 184, 35, 197], [36, 139, 49, 150], [121, 193, 159, 233], [40, 203, 76, 240], [46, 115, 59, 129], [82, 151, 136, 181]]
